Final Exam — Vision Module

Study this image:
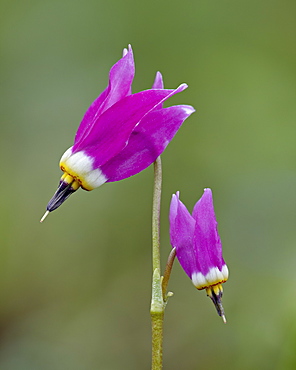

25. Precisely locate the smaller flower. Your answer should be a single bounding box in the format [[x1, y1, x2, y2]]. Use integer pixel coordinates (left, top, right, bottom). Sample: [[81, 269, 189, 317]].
[[169, 188, 229, 322]]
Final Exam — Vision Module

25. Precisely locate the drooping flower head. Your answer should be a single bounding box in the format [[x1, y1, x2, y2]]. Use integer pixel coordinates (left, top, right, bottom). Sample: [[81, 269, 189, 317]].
[[41, 45, 194, 221], [169, 188, 229, 322]]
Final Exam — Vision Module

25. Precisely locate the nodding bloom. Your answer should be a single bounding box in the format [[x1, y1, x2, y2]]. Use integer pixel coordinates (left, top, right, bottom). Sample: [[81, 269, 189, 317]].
[[41, 45, 194, 221], [169, 188, 229, 322]]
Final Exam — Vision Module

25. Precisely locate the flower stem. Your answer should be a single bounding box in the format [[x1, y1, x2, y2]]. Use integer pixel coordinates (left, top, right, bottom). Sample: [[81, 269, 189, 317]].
[[150, 156, 164, 370], [152, 156, 162, 272], [162, 247, 176, 300]]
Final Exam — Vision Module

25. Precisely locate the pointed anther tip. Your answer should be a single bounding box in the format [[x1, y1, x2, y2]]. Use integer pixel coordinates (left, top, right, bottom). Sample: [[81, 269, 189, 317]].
[[221, 314, 227, 324], [40, 210, 50, 223]]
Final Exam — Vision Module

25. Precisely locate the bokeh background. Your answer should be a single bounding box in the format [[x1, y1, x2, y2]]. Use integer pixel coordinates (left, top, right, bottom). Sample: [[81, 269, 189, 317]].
[[1, 0, 295, 369]]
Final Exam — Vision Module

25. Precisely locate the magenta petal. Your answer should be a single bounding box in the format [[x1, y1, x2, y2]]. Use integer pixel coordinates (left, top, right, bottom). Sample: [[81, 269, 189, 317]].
[[101, 105, 194, 181], [74, 45, 135, 146], [192, 189, 225, 273], [169, 193, 196, 278], [101, 45, 134, 110], [75, 85, 188, 167]]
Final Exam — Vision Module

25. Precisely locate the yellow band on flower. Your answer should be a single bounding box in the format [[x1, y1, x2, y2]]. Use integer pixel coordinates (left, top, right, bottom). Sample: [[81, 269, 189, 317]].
[[59, 168, 81, 191], [206, 283, 223, 297], [60, 162, 92, 191]]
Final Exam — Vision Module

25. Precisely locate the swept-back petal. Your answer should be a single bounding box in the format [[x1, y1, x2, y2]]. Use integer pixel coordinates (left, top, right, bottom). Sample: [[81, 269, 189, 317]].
[[76, 85, 188, 168], [169, 192, 196, 279], [101, 105, 195, 181], [74, 45, 135, 146], [192, 188, 225, 273]]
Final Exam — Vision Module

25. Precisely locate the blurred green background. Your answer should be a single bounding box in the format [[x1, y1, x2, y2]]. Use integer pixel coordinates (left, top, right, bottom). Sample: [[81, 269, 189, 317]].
[[0, 0, 295, 369]]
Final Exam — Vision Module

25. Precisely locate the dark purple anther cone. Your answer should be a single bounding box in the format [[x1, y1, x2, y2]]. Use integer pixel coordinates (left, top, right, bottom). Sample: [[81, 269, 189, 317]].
[[46, 180, 78, 212]]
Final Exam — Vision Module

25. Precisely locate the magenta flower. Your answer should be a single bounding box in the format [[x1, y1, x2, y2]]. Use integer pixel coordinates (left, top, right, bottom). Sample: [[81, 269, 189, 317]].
[[169, 188, 229, 322], [41, 45, 194, 220]]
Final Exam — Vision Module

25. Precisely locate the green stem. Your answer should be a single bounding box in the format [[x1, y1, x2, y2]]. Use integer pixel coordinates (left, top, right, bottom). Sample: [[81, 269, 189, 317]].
[[150, 156, 164, 370], [152, 156, 162, 272]]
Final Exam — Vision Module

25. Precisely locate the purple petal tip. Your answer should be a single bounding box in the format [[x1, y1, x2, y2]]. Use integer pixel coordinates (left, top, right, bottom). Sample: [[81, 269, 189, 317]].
[[182, 105, 195, 116], [177, 83, 188, 92], [202, 188, 213, 202], [152, 71, 164, 89]]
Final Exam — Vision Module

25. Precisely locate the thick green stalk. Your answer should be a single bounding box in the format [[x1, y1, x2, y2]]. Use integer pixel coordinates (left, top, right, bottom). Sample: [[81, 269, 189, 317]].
[[151, 310, 164, 369], [150, 156, 164, 370]]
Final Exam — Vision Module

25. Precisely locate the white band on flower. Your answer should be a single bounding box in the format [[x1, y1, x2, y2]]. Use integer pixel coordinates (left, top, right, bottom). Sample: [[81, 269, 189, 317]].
[[191, 265, 229, 290], [60, 147, 108, 190]]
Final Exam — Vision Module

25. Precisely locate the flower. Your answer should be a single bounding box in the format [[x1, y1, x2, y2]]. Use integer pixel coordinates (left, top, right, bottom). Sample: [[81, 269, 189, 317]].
[[41, 45, 194, 221], [169, 188, 229, 322]]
